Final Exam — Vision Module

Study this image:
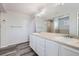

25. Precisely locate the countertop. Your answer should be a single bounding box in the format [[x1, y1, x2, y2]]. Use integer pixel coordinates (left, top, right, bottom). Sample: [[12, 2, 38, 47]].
[[32, 32, 79, 50]]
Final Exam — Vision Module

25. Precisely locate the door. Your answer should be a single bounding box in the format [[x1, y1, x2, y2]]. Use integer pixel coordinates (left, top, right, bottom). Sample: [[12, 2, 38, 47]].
[[47, 20, 54, 32]]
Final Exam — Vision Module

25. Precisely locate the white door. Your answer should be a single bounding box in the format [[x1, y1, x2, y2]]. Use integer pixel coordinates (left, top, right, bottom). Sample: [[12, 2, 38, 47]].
[[45, 40, 59, 56], [59, 45, 79, 56]]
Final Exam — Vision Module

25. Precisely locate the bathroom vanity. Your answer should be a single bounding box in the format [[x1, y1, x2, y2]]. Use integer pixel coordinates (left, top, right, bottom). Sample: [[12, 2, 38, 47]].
[[30, 32, 79, 56]]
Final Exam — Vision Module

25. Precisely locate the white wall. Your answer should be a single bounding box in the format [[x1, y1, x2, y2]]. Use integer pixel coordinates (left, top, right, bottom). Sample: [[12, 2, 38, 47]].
[[0, 11, 34, 47]]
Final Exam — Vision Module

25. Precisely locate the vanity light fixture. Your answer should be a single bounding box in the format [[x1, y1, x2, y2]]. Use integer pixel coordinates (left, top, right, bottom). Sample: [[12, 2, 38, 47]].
[[54, 3, 64, 6]]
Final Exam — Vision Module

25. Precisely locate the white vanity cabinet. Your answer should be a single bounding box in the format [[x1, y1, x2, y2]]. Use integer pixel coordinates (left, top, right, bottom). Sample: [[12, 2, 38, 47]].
[[59, 45, 79, 56], [30, 35, 45, 56], [30, 34, 79, 56], [45, 40, 59, 56]]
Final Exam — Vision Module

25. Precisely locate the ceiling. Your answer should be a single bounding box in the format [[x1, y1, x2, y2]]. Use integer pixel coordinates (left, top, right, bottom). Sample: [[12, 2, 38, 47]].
[[0, 3, 53, 15], [1, 3, 79, 19]]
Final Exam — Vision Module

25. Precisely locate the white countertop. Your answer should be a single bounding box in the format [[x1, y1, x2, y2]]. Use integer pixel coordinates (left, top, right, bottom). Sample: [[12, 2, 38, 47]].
[[32, 32, 79, 50]]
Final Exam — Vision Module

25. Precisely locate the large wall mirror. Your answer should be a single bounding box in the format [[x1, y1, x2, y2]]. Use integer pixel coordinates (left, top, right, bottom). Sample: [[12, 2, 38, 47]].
[[54, 16, 69, 34]]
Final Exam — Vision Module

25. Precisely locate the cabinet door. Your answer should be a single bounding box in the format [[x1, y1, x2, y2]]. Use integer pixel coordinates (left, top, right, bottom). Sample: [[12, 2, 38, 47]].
[[45, 40, 59, 56], [36, 36, 45, 56], [30, 35, 37, 52], [59, 45, 79, 56]]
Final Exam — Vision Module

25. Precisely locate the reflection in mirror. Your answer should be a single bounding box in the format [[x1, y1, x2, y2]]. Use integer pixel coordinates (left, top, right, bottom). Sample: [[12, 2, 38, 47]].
[[47, 20, 54, 32], [54, 16, 69, 34]]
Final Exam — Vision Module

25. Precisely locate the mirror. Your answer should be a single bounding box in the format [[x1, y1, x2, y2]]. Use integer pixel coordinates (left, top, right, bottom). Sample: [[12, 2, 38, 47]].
[[54, 16, 69, 34]]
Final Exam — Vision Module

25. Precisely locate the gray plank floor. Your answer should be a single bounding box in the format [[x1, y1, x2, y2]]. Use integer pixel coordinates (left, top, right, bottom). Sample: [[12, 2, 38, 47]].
[[0, 42, 38, 56]]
